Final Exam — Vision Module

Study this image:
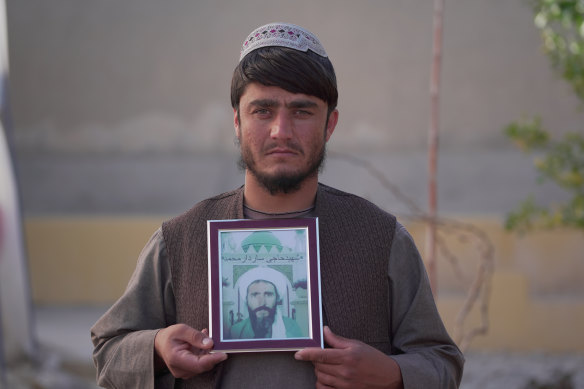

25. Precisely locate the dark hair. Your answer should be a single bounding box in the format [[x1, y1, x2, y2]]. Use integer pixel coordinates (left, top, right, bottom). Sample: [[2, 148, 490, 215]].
[[231, 46, 338, 115]]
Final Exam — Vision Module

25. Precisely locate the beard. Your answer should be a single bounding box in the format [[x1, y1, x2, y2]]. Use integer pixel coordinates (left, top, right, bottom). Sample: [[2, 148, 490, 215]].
[[236, 114, 328, 195], [238, 142, 326, 195], [248, 304, 277, 338]]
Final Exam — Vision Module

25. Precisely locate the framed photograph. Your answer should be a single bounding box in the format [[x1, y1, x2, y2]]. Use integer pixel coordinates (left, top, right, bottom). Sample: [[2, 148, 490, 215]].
[[207, 217, 322, 353]]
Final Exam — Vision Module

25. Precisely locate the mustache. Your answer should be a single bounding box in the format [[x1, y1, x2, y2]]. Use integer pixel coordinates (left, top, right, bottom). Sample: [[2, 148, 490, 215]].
[[252, 305, 276, 314], [263, 141, 304, 155]]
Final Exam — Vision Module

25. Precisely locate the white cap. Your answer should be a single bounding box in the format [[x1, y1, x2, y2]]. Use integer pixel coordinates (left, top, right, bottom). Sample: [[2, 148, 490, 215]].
[[239, 22, 328, 62], [236, 266, 289, 301]]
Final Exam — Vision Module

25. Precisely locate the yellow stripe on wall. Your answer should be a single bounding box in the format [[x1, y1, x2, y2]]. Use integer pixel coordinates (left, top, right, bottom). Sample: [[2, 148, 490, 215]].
[[23, 216, 584, 352]]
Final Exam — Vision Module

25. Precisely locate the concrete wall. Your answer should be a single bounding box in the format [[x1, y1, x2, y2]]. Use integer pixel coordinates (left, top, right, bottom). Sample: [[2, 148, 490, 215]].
[[24, 217, 584, 352], [6, 0, 582, 155]]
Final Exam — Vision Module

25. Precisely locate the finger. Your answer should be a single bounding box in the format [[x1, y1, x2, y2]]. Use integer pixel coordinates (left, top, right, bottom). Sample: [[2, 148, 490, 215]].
[[315, 368, 343, 389], [316, 381, 337, 389], [196, 328, 212, 354], [189, 343, 211, 356], [314, 360, 346, 377], [180, 326, 214, 350], [195, 352, 228, 373], [322, 326, 350, 349], [295, 347, 345, 364], [173, 350, 227, 376]]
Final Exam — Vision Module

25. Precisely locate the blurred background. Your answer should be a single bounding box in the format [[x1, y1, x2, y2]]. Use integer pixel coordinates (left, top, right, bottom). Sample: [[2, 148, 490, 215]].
[[1, 0, 583, 388]]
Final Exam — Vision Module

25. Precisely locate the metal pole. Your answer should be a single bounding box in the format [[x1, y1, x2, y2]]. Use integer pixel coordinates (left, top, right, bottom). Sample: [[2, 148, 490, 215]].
[[426, 0, 445, 296]]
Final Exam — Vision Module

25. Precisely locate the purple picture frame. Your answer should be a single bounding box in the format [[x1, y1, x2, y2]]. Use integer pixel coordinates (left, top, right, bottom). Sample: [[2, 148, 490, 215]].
[[207, 218, 323, 353]]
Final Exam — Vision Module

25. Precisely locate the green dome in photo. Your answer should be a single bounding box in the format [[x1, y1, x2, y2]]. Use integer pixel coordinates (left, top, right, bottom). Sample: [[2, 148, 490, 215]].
[[241, 231, 283, 253]]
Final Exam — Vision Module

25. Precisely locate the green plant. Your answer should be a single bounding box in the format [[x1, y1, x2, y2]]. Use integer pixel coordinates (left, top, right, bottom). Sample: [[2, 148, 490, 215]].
[[504, 0, 584, 232], [504, 119, 584, 232], [533, 0, 584, 101]]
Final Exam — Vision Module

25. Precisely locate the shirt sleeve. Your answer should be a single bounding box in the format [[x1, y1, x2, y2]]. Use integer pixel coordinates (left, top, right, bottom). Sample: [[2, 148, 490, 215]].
[[91, 228, 177, 389], [387, 222, 465, 389]]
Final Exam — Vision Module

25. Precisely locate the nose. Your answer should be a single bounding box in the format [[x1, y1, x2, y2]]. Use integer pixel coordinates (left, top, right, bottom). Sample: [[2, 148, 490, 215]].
[[270, 112, 293, 139]]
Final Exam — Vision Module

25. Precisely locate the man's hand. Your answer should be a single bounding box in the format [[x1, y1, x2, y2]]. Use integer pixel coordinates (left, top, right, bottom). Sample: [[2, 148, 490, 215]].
[[294, 326, 403, 389], [154, 324, 227, 379]]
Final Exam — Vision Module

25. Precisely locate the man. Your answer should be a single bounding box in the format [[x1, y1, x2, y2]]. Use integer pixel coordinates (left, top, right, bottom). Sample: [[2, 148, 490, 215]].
[[228, 267, 303, 339], [92, 22, 464, 388]]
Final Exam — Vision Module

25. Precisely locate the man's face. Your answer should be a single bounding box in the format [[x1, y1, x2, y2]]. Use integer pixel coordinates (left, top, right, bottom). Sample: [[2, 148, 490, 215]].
[[234, 83, 338, 194], [246, 280, 278, 337], [247, 280, 277, 314]]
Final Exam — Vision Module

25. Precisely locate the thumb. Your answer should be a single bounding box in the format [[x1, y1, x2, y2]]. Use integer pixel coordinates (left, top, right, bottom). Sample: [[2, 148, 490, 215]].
[[181, 325, 213, 350], [323, 326, 350, 349]]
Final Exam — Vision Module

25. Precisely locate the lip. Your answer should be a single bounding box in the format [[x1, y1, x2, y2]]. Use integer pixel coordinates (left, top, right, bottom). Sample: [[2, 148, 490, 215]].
[[265, 147, 297, 156]]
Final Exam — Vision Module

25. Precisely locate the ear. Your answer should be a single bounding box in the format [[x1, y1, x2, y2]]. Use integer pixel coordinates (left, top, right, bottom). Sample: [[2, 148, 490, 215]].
[[234, 108, 241, 138], [325, 109, 339, 142]]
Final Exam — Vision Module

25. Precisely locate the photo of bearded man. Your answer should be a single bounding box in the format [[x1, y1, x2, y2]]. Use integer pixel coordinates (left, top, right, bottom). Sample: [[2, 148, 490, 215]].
[[227, 270, 303, 340]]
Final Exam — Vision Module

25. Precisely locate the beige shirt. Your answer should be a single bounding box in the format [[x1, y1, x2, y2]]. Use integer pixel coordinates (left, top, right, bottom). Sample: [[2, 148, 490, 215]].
[[91, 222, 463, 388]]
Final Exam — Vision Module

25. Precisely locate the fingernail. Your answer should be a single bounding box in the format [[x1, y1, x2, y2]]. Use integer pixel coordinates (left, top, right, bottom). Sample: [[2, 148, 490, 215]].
[[202, 338, 211, 346], [294, 352, 303, 360]]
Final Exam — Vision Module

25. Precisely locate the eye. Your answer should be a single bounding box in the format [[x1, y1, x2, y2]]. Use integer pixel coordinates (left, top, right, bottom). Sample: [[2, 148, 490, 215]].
[[294, 110, 312, 117], [252, 108, 271, 116]]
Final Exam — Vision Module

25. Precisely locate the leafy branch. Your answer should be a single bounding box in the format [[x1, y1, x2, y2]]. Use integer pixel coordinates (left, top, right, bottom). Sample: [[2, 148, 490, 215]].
[[505, 0, 584, 233], [505, 118, 584, 231], [533, 0, 584, 101]]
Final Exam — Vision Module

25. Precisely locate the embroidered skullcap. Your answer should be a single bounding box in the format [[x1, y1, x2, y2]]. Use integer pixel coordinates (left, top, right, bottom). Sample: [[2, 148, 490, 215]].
[[239, 22, 328, 62], [237, 266, 288, 301]]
